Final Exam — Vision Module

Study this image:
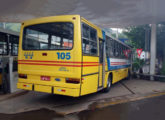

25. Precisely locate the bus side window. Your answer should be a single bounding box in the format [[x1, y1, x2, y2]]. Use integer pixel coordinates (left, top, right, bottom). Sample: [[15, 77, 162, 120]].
[[119, 43, 122, 58], [10, 35, 19, 56], [105, 36, 109, 57], [121, 45, 124, 58], [110, 39, 114, 57], [128, 48, 131, 59], [114, 42, 119, 57], [106, 36, 112, 57], [0, 33, 8, 55], [82, 23, 97, 56]]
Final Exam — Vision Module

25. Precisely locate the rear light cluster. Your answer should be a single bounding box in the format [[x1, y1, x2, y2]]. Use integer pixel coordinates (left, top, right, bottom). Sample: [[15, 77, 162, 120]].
[[19, 74, 27, 79], [41, 76, 50, 81], [66, 78, 80, 84]]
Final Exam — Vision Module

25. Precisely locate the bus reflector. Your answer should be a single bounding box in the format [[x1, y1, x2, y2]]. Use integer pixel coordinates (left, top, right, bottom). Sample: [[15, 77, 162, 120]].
[[61, 89, 66, 92], [41, 76, 50, 81], [42, 53, 47, 56], [55, 78, 61, 81], [66, 78, 80, 84], [19, 74, 27, 79]]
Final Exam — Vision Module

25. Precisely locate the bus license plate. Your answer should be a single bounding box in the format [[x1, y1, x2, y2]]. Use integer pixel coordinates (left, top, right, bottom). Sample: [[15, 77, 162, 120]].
[[41, 76, 50, 81]]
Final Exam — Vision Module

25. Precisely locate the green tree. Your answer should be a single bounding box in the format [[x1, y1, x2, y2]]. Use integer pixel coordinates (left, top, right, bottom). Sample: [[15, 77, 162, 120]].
[[5, 23, 21, 32], [124, 23, 165, 75], [111, 32, 128, 39], [123, 25, 150, 49], [0, 23, 21, 32], [123, 25, 150, 72]]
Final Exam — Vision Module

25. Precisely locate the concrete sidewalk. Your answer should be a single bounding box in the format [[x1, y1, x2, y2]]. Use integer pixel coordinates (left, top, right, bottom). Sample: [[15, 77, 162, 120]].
[[0, 79, 165, 114], [0, 90, 28, 102]]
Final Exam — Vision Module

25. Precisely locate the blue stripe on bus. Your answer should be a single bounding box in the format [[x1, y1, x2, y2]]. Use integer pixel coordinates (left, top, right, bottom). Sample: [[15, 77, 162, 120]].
[[109, 65, 131, 70], [102, 31, 106, 40], [107, 58, 111, 70], [107, 57, 131, 71]]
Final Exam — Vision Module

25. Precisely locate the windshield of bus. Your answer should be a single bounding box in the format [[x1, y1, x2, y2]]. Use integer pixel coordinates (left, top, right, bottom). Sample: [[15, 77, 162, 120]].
[[23, 22, 73, 50]]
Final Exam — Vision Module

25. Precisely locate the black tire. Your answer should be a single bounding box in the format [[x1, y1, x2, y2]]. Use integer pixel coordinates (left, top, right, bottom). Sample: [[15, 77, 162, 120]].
[[103, 75, 112, 93]]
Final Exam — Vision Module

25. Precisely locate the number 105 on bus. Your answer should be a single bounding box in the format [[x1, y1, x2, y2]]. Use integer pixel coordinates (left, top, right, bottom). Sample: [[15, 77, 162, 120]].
[[57, 52, 71, 60]]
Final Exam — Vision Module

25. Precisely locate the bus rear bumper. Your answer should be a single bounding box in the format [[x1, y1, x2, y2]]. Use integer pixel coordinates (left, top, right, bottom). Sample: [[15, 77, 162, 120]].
[[17, 82, 80, 97]]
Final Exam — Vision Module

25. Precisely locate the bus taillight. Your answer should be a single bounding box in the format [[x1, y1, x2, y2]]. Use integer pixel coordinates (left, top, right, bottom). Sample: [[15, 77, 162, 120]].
[[19, 74, 27, 79], [66, 78, 80, 84]]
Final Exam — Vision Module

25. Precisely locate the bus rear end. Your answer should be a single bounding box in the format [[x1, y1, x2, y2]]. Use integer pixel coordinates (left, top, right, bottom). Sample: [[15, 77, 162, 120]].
[[17, 15, 82, 97]]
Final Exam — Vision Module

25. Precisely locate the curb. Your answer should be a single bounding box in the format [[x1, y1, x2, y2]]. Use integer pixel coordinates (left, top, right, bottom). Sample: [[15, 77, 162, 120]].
[[89, 91, 165, 110]]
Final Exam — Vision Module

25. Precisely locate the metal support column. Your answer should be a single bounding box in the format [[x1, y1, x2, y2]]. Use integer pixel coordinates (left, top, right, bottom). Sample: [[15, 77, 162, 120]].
[[150, 24, 157, 80]]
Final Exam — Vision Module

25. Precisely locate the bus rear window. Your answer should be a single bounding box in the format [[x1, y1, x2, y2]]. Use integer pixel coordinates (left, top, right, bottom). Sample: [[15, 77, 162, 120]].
[[23, 22, 73, 50]]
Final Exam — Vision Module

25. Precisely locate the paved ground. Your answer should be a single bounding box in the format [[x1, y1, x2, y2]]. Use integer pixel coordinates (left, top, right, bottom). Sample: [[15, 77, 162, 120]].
[[0, 79, 165, 115]]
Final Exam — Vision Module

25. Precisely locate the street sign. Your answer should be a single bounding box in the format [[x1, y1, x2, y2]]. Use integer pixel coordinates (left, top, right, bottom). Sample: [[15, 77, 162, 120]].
[[123, 49, 131, 58], [137, 49, 143, 57]]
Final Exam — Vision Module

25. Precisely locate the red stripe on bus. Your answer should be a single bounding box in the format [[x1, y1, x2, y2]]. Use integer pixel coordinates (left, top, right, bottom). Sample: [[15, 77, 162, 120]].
[[18, 63, 99, 67], [18, 60, 99, 64]]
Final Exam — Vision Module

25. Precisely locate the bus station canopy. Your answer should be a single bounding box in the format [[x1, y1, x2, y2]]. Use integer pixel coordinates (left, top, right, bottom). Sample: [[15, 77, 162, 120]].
[[0, 0, 164, 27]]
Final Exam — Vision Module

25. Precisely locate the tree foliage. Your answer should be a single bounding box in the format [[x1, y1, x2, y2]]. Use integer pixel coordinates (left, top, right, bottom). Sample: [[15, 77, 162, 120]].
[[123, 23, 165, 75], [112, 33, 128, 39], [123, 25, 150, 49], [0, 23, 21, 32]]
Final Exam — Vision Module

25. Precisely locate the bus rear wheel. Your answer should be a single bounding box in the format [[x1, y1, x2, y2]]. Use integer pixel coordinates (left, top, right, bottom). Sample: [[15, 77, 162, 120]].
[[103, 75, 112, 93]]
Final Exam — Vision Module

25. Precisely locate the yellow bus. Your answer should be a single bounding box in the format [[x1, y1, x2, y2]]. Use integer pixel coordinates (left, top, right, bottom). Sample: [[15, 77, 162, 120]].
[[17, 15, 132, 97]]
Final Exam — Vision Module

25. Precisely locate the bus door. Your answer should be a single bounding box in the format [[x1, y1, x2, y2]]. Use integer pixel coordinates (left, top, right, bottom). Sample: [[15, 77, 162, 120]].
[[98, 38, 105, 88]]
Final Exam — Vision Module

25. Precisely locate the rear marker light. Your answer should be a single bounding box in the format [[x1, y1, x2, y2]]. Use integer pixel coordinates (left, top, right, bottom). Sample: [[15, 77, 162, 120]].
[[19, 74, 27, 79], [57, 89, 66, 92], [61, 89, 66, 92], [41, 76, 50, 81], [66, 78, 80, 84], [23, 85, 29, 87]]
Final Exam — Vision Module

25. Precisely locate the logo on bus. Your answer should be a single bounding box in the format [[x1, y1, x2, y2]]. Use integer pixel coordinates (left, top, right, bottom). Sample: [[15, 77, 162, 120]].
[[24, 52, 34, 59], [59, 67, 69, 72]]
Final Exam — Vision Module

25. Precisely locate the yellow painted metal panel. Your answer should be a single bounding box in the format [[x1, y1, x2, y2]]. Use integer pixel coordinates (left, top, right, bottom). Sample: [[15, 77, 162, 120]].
[[111, 68, 129, 84], [81, 74, 98, 96], [17, 82, 33, 90], [99, 65, 103, 87], [82, 56, 99, 75], [18, 78, 80, 89], [34, 85, 52, 93], [18, 15, 82, 79], [54, 87, 80, 97], [18, 15, 82, 96]]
